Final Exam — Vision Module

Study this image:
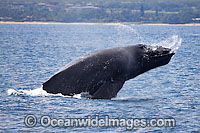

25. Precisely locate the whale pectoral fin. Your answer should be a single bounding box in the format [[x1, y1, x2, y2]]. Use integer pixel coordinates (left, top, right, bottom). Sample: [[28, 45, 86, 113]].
[[92, 80, 125, 99]]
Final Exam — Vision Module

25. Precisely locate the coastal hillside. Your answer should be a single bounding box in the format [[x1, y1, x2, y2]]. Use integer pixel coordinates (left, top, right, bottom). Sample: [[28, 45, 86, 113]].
[[0, 0, 200, 24]]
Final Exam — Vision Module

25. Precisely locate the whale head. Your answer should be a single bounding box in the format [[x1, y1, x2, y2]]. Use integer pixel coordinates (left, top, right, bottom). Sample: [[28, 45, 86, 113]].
[[136, 44, 175, 74]]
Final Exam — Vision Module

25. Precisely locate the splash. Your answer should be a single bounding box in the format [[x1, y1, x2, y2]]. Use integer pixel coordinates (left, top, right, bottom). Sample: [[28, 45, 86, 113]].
[[116, 24, 138, 36], [114, 24, 142, 45], [152, 35, 182, 52], [7, 88, 92, 99], [73, 92, 92, 99], [7, 87, 68, 97], [114, 24, 182, 52]]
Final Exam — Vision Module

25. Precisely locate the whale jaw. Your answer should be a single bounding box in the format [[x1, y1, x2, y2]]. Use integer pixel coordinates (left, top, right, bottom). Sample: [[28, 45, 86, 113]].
[[139, 44, 175, 73]]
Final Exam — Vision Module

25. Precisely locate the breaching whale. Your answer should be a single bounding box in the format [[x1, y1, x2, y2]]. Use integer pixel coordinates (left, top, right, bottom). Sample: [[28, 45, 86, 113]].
[[43, 44, 175, 99]]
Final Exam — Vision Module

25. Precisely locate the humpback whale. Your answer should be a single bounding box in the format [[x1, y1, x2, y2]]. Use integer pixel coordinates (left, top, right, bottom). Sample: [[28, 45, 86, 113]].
[[43, 44, 174, 99]]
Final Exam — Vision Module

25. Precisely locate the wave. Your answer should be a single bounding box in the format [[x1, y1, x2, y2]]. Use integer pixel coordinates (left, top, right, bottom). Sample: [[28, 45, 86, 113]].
[[112, 97, 155, 102]]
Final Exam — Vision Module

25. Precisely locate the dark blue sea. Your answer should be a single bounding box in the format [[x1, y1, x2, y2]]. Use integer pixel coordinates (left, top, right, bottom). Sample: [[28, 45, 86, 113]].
[[0, 23, 199, 132]]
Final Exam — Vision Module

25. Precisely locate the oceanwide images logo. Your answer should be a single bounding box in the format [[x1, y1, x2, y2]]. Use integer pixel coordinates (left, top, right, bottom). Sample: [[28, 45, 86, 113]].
[[24, 114, 176, 130]]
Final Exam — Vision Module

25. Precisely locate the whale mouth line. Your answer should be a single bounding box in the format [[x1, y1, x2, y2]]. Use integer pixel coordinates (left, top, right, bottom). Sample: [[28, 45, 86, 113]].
[[152, 51, 175, 58]]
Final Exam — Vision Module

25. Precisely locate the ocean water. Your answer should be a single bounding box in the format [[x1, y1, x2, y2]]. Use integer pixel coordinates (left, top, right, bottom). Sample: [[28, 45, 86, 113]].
[[0, 23, 199, 132]]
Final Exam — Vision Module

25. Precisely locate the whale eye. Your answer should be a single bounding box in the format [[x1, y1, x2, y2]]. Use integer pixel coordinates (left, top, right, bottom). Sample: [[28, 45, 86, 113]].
[[138, 44, 146, 49]]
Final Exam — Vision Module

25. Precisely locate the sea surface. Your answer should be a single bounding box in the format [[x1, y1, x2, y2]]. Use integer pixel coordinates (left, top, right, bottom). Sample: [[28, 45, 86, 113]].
[[0, 23, 199, 132]]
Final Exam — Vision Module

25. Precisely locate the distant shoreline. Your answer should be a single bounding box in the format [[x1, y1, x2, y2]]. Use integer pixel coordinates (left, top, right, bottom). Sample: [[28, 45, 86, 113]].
[[0, 21, 200, 26], [0, 21, 121, 25]]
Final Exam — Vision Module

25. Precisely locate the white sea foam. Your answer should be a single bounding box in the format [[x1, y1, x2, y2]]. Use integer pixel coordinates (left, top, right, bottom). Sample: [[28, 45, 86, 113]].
[[73, 92, 92, 99], [7, 87, 68, 97], [7, 87, 92, 99]]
